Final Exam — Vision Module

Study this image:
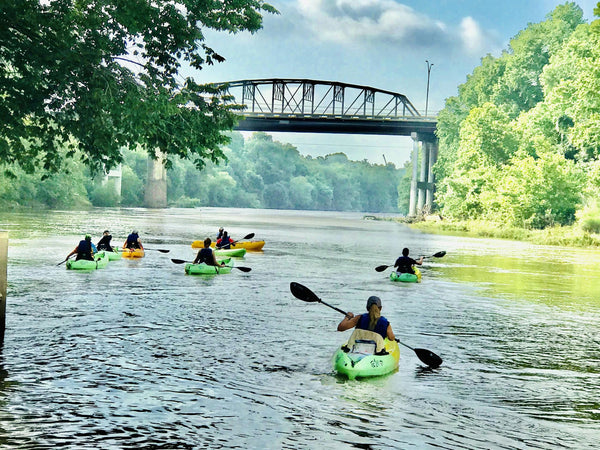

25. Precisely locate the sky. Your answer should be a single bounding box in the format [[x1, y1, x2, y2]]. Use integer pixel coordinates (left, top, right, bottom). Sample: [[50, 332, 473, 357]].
[[186, 0, 599, 167]]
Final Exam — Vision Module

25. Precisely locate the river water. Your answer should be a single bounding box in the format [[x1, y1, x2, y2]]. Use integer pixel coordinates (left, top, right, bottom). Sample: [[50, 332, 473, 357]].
[[1, 208, 599, 449]]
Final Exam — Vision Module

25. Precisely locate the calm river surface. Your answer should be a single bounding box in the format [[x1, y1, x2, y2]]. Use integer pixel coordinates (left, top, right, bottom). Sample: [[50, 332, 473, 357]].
[[1, 207, 599, 449]]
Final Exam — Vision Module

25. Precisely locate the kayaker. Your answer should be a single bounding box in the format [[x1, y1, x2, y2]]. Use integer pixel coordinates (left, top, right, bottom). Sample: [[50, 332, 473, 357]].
[[123, 230, 143, 250], [216, 231, 233, 249], [66, 234, 95, 261], [337, 296, 396, 341], [394, 247, 423, 274], [193, 238, 224, 266], [96, 230, 114, 252], [216, 227, 224, 241]]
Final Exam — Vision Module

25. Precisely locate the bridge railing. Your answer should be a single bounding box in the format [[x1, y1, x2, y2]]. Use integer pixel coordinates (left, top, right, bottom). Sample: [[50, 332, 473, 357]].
[[214, 79, 424, 121]]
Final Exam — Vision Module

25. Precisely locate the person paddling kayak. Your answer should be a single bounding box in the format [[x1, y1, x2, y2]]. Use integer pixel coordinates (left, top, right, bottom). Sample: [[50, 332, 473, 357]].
[[193, 238, 224, 266], [123, 230, 143, 250], [216, 231, 233, 249], [337, 295, 396, 341], [66, 234, 95, 261], [394, 247, 423, 274], [96, 230, 114, 252]]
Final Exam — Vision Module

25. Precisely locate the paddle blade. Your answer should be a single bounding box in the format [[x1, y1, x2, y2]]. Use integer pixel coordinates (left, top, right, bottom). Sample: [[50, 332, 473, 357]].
[[413, 348, 443, 369], [290, 282, 321, 303], [157, 249, 170, 253], [431, 251, 446, 258], [171, 259, 188, 264], [242, 233, 255, 240], [375, 264, 390, 272], [236, 266, 252, 272]]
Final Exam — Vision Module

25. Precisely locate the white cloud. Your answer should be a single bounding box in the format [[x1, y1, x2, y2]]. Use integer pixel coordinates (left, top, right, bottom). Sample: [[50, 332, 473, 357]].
[[459, 16, 488, 55], [295, 0, 497, 54]]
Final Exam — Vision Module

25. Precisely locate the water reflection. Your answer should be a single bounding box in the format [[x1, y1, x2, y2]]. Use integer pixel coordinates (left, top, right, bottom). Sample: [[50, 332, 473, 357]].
[[0, 208, 599, 448]]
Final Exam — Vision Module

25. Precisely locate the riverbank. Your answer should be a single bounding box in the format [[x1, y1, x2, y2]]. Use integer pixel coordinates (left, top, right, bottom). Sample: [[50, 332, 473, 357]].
[[403, 218, 600, 248]]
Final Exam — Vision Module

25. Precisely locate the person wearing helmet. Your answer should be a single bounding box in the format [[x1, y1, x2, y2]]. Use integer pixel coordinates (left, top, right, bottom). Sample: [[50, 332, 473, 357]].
[[123, 230, 143, 250], [336, 295, 396, 341], [216, 227, 224, 241], [96, 230, 114, 252], [65, 234, 95, 261]]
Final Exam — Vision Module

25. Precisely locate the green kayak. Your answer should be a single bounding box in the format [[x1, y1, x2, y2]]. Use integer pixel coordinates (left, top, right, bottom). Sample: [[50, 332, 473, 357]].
[[390, 266, 421, 283], [213, 248, 246, 258], [185, 258, 233, 275], [333, 337, 400, 380], [66, 251, 109, 270], [105, 250, 121, 261]]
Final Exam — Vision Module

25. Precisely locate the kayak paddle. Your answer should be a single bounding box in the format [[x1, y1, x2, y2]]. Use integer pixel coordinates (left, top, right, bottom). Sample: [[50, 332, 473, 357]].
[[289, 282, 443, 369], [143, 248, 170, 253], [170, 258, 252, 272], [57, 255, 74, 266], [216, 232, 255, 249], [375, 251, 446, 272]]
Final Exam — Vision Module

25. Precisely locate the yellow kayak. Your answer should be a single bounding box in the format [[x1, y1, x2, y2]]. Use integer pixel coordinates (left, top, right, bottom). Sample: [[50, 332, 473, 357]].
[[118, 247, 145, 258], [191, 240, 265, 251]]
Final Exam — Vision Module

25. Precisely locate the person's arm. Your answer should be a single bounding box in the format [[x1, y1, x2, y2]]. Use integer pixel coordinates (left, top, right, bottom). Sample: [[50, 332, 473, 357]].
[[66, 246, 78, 259], [193, 250, 201, 264], [415, 257, 423, 265], [138, 238, 144, 250], [337, 312, 360, 331], [386, 324, 396, 341]]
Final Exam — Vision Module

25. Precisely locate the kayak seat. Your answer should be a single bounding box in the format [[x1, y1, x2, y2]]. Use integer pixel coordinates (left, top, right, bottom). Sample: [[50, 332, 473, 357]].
[[347, 329, 386, 354]]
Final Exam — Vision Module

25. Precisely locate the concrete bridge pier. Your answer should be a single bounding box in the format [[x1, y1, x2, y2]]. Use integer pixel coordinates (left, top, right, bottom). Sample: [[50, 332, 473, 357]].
[[409, 134, 437, 217], [145, 151, 167, 208]]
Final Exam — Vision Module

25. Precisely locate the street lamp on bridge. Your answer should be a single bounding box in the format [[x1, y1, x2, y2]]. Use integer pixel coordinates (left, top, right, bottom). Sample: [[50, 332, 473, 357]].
[[425, 60, 434, 117]]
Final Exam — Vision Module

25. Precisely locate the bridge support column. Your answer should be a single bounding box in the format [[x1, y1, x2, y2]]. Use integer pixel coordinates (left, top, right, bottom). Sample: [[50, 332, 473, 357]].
[[417, 141, 430, 212], [408, 132, 419, 217], [426, 141, 438, 210], [145, 151, 167, 208]]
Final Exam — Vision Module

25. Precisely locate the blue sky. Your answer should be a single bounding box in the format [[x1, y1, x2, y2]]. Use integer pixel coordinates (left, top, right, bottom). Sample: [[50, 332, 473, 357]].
[[187, 0, 599, 166]]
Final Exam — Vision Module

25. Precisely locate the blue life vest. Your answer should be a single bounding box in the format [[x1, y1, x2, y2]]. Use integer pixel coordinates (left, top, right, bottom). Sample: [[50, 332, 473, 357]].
[[125, 233, 140, 248], [76, 240, 93, 261], [356, 314, 390, 339]]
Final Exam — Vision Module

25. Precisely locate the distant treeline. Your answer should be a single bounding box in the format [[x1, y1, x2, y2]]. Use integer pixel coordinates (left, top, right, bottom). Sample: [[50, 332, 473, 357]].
[[435, 3, 600, 232], [0, 132, 406, 213]]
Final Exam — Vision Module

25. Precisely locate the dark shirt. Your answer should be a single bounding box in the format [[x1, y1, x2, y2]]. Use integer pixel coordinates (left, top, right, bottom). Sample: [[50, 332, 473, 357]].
[[96, 235, 113, 252], [194, 248, 215, 265], [394, 255, 417, 274]]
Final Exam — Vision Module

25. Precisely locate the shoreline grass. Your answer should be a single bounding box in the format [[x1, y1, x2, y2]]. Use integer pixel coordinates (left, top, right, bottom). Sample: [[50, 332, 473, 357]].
[[398, 218, 600, 248]]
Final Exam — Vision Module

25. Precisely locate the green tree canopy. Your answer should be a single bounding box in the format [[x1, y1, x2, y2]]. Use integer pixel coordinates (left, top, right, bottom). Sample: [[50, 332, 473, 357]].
[[0, 0, 276, 176]]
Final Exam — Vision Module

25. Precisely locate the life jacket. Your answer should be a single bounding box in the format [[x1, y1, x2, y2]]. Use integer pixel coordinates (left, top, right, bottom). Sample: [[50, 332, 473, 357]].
[[76, 240, 94, 261], [125, 233, 140, 249], [394, 256, 416, 274], [196, 248, 215, 265], [218, 236, 232, 249], [356, 314, 390, 340]]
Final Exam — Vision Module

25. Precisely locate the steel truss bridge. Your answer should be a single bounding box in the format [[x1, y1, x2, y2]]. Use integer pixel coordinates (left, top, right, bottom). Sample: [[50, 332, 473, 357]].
[[211, 79, 437, 216], [214, 79, 437, 139]]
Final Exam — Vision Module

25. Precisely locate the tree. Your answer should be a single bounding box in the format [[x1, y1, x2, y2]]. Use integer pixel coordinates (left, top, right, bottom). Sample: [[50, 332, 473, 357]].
[[0, 0, 277, 176]]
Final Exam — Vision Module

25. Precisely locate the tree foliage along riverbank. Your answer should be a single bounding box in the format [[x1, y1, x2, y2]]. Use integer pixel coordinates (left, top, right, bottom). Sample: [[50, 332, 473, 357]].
[[434, 2, 600, 234], [0, 132, 404, 213], [1, 0, 276, 176]]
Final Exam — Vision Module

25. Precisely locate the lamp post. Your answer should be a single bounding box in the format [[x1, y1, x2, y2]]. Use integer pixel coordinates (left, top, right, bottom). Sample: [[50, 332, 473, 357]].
[[425, 60, 433, 117]]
